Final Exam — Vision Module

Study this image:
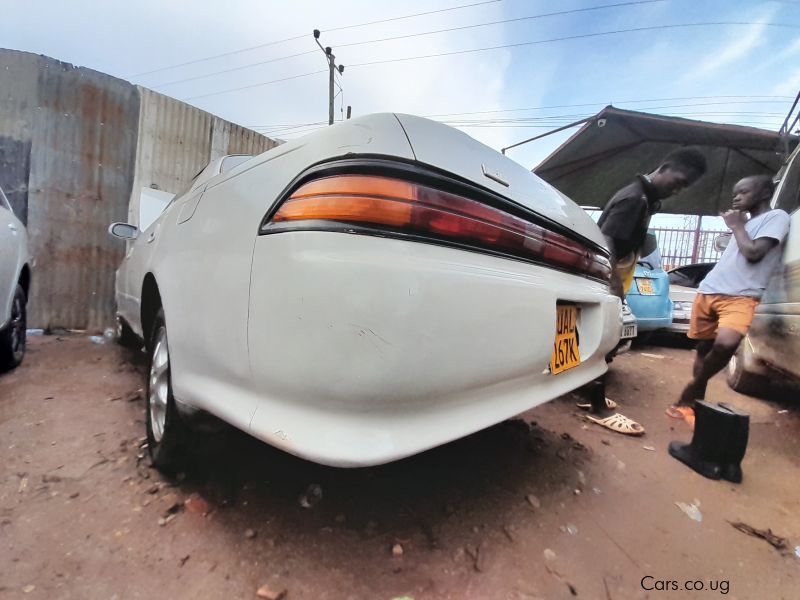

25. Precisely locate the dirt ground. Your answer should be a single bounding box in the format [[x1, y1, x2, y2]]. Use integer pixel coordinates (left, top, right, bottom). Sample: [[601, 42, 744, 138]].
[[1, 336, 799, 600]]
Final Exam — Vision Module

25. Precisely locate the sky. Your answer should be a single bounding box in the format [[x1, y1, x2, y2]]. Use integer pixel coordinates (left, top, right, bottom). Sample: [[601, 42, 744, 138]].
[[3, 0, 800, 228]]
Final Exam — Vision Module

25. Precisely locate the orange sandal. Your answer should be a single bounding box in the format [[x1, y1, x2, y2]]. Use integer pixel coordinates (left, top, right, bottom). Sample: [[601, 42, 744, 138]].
[[666, 406, 695, 429]]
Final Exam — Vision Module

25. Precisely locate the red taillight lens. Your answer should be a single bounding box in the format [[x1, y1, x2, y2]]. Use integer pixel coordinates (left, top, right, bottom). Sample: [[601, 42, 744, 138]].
[[268, 175, 610, 281]]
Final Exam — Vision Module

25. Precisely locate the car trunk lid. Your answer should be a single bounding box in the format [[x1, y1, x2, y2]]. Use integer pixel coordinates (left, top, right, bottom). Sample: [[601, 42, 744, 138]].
[[394, 113, 607, 249]]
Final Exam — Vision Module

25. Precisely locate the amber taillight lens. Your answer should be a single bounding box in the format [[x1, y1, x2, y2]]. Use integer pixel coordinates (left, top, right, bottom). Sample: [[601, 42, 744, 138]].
[[267, 174, 610, 281]]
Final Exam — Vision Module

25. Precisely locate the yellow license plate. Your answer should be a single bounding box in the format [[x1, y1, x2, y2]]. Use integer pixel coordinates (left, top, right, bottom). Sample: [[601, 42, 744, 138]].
[[636, 278, 655, 295], [551, 305, 580, 375]]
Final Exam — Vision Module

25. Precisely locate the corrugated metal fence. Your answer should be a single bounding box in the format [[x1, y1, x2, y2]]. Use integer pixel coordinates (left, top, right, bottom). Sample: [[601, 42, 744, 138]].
[[128, 88, 278, 227], [0, 49, 277, 330], [1, 51, 139, 330]]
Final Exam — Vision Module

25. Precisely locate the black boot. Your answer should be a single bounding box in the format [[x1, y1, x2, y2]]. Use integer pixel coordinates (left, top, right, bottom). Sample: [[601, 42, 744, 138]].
[[668, 401, 737, 480], [718, 402, 749, 484]]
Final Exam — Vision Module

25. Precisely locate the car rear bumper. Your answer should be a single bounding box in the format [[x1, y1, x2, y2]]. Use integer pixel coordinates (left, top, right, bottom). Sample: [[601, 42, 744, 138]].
[[665, 316, 691, 333], [634, 316, 674, 331], [241, 232, 620, 466]]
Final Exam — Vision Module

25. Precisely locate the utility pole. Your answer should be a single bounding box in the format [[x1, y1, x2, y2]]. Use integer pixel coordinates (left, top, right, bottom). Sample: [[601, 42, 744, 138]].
[[314, 30, 344, 126]]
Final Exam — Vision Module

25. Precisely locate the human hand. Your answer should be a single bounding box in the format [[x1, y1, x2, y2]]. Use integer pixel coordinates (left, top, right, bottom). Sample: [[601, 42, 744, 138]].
[[721, 209, 747, 230]]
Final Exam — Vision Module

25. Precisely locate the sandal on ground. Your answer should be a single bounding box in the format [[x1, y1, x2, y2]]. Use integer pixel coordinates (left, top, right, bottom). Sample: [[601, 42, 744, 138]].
[[576, 398, 618, 411], [586, 413, 645, 436]]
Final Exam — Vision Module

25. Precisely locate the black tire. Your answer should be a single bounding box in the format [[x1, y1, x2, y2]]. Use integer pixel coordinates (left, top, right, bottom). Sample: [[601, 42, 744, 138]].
[[727, 345, 770, 397], [145, 308, 190, 473], [116, 316, 141, 350], [0, 284, 27, 372]]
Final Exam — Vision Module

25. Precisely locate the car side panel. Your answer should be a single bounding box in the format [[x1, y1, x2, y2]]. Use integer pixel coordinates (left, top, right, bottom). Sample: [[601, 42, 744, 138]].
[[114, 201, 178, 338], [0, 208, 26, 328], [747, 207, 800, 381], [151, 113, 416, 430]]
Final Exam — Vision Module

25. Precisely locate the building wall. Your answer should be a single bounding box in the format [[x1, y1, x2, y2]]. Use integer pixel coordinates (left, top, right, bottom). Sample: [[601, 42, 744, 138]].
[[0, 49, 277, 330]]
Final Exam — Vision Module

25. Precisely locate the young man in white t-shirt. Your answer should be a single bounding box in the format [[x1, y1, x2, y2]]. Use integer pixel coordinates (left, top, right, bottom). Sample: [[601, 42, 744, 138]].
[[669, 175, 791, 419]]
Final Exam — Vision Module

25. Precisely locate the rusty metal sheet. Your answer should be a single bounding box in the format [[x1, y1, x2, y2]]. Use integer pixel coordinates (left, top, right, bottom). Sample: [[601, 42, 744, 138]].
[[1, 49, 277, 330], [1, 49, 139, 330], [128, 89, 278, 227]]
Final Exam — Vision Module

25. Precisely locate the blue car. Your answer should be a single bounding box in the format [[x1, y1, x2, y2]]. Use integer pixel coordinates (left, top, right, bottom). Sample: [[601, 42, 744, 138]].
[[626, 232, 672, 332]]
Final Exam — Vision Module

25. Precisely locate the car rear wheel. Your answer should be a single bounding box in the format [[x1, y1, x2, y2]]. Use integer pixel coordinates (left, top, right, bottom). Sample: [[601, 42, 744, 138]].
[[0, 284, 27, 372], [146, 308, 190, 473], [727, 345, 770, 397]]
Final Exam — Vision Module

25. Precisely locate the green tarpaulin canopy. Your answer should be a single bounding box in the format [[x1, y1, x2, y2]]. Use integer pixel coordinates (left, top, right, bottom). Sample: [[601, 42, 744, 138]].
[[534, 106, 797, 216]]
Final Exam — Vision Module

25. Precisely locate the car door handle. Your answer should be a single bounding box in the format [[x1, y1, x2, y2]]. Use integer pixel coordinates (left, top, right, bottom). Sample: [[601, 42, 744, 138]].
[[147, 231, 156, 243], [7, 223, 18, 234]]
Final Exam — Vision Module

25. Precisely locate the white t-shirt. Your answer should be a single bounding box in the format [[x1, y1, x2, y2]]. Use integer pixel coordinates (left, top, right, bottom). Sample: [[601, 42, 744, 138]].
[[698, 209, 791, 298]]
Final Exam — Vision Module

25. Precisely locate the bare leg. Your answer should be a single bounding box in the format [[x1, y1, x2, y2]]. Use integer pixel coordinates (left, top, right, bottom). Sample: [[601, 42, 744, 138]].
[[678, 340, 714, 405], [693, 340, 713, 378], [589, 375, 613, 418], [586, 373, 645, 435], [679, 330, 743, 405]]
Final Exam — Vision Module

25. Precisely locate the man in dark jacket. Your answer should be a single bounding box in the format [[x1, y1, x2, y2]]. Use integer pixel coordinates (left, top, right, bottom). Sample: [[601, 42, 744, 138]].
[[599, 147, 708, 300], [585, 148, 708, 435]]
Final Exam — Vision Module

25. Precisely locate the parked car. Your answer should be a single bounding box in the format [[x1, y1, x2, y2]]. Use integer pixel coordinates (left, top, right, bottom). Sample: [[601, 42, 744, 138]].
[[0, 185, 32, 372], [665, 262, 717, 334], [615, 301, 638, 354], [109, 113, 620, 469], [625, 232, 672, 334], [728, 140, 800, 395]]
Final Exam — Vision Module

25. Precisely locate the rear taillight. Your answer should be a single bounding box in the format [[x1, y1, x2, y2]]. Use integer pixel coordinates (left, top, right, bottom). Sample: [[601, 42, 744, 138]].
[[265, 174, 610, 281]]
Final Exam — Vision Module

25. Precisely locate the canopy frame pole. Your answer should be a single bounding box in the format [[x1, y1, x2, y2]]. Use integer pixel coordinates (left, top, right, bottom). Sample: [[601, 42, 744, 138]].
[[501, 116, 593, 155]]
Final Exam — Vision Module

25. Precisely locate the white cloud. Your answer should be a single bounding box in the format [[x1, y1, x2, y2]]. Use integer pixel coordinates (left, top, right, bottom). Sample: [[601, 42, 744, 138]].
[[2, 0, 512, 150], [755, 36, 800, 72], [771, 68, 800, 97], [682, 11, 776, 82]]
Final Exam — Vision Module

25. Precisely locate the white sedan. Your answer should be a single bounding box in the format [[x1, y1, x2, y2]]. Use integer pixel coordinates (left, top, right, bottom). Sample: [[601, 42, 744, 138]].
[[0, 185, 32, 372], [109, 113, 620, 469]]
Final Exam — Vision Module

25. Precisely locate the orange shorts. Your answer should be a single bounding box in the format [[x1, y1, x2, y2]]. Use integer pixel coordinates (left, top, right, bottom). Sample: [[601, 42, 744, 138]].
[[688, 294, 760, 339]]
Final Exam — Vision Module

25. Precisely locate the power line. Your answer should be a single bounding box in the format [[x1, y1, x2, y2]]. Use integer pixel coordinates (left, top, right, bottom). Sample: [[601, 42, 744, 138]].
[[183, 70, 327, 101], [322, 0, 500, 33], [336, 0, 665, 49], [424, 96, 796, 118], [129, 34, 309, 78], [249, 97, 797, 130], [182, 22, 799, 102], [129, 0, 501, 78], [263, 111, 788, 139], [252, 121, 328, 133], [335, 74, 345, 122], [151, 50, 317, 89], [346, 22, 800, 69], [274, 119, 787, 139], [156, 0, 664, 89]]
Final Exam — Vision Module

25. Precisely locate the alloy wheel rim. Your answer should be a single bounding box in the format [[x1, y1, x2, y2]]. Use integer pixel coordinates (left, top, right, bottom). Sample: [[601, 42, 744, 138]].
[[149, 327, 170, 443]]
